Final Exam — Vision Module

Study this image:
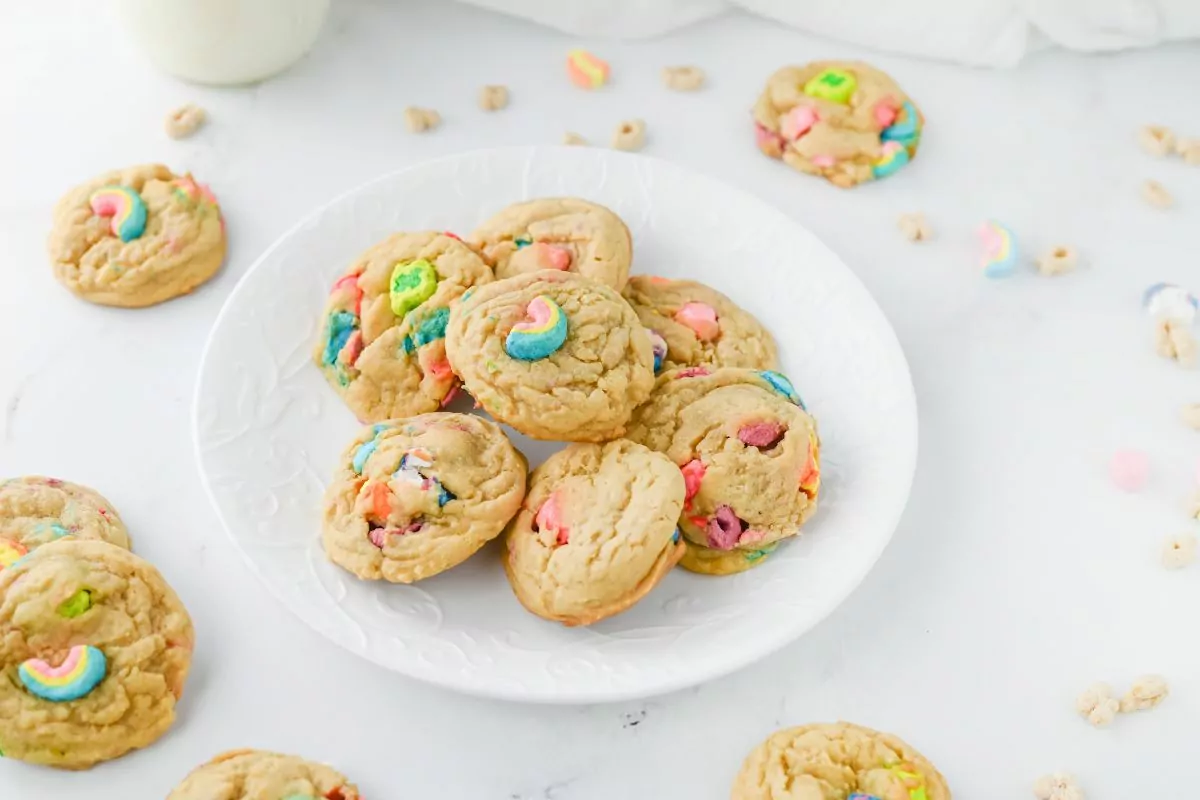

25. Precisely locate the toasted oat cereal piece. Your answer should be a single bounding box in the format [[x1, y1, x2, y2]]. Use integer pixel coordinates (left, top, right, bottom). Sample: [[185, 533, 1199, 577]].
[[1142, 179, 1173, 208], [1076, 683, 1119, 726], [1138, 125, 1176, 157], [404, 107, 441, 133], [1188, 490, 1200, 520], [612, 119, 646, 151], [1119, 674, 1170, 712], [478, 85, 509, 111], [563, 132, 587, 146], [1161, 533, 1196, 569], [662, 66, 705, 91], [1176, 137, 1200, 165], [1033, 773, 1085, 800], [1182, 403, 1200, 430], [897, 212, 932, 242], [165, 104, 206, 139], [1036, 246, 1078, 276]]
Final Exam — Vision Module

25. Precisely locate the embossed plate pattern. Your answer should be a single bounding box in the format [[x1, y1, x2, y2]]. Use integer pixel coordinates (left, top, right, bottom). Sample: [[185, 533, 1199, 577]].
[[193, 147, 917, 703]]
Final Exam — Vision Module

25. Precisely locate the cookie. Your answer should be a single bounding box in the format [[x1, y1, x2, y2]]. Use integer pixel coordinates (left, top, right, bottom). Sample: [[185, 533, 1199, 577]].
[[753, 62, 923, 188], [48, 163, 225, 307], [503, 439, 685, 626], [626, 368, 820, 575], [314, 231, 493, 422], [322, 412, 527, 583], [468, 198, 633, 291], [446, 270, 655, 441], [732, 722, 951, 800], [168, 749, 360, 800], [622, 275, 779, 373], [0, 539, 194, 769], [0, 477, 130, 570]]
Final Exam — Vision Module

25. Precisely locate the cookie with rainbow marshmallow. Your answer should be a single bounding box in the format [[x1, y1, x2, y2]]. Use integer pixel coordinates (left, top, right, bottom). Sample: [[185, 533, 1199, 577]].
[[168, 748, 360, 800], [626, 367, 820, 576], [503, 439, 685, 626], [48, 163, 225, 307], [314, 230, 493, 422], [0, 476, 131, 572], [753, 62, 923, 188], [622, 275, 779, 374], [468, 197, 633, 291], [322, 412, 527, 583], [0, 539, 194, 769], [732, 722, 951, 800], [446, 270, 655, 441]]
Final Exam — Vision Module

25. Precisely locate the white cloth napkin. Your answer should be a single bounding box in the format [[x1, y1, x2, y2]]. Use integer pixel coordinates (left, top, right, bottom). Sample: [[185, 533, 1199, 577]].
[[456, 0, 1200, 66]]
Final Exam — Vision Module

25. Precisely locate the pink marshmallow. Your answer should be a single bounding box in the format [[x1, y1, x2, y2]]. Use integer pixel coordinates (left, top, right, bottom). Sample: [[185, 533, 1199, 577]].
[[680, 459, 706, 504], [1110, 450, 1149, 492], [674, 302, 720, 342], [780, 106, 818, 140], [535, 243, 572, 271]]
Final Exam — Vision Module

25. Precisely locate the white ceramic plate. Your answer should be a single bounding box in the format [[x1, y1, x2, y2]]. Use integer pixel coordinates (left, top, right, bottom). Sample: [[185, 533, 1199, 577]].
[[193, 147, 917, 703]]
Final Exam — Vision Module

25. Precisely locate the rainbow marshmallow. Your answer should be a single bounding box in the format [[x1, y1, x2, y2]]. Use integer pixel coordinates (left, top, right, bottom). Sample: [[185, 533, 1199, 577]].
[[89, 186, 148, 242], [873, 141, 910, 179], [566, 50, 610, 89], [0, 539, 28, 570], [19, 645, 107, 702], [505, 296, 568, 361], [978, 221, 1019, 278]]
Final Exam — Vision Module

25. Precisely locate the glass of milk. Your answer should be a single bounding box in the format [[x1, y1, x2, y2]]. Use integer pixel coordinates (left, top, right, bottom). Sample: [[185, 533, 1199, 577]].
[[116, 0, 331, 85]]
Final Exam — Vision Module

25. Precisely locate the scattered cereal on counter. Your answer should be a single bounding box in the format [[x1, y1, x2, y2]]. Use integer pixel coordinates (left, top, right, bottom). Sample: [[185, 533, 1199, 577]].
[[478, 85, 509, 111], [165, 103, 207, 139], [1141, 179, 1173, 209], [1138, 125, 1176, 157], [1119, 674, 1170, 712], [1036, 246, 1078, 276], [1177, 138, 1200, 165], [404, 106, 441, 133], [1033, 773, 1085, 800], [612, 119, 646, 151], [897, 213, 932, 242], [662, 65, 705, 91], [1182, 403, 1200, 430], [1076, 683, 1119, 726], [563, 132, 587, 146], [1161, 533, 1196, 569]]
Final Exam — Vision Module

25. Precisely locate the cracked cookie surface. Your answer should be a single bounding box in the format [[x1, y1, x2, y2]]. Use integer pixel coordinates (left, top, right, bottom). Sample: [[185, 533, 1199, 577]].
[[168, 748, 360, 800], [0, 477, 130, 568]]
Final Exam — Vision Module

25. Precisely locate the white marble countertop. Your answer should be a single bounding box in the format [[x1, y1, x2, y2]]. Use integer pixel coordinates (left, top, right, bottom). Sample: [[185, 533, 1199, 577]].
[[2, 1, 1199, 797]]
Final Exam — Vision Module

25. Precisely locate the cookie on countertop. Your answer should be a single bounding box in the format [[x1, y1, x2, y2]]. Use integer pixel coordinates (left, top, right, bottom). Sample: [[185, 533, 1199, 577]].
[[753, 62, 923, 188], [0, 476, 130, 570], [627, 368, 819, 575], [622, 275, 779, 373], [732, 722, 951, 800], [323, 412, 527, 583], [168, 748, 360, 800], [503, 439, 685, 626], [0, 539, 194, 769], [314, 230, 493, 422], [446, 270, 655, 442], [48, 163, 225, 307], [468, 198, 633, 291]]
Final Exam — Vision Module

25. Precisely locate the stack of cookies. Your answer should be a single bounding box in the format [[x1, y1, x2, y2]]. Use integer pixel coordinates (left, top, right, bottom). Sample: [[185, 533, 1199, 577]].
[[0, 477, 195, 768], [314, 198, 821, 626]]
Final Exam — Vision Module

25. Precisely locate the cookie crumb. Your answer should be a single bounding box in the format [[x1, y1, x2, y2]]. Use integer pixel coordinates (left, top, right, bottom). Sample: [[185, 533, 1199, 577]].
[[1141, 179, 1173, 209], [1036, 246, 1078, 276], [478, 85, 509, 111], [897, 213, 932, 242], [1161, 533, 1196, 569], [662, 66, 705, 91], [1138, 125, 1176, 157], [404, 107, 441, 133], [1119, 674, 1169, 712], [1076, 683, 1119, 726], [563, 132, 587, 146], [164, 103, 206, 139], [1033, 773, 1084, 800], [1181, 403, 1200, 430], [612, 119, 646, 151]]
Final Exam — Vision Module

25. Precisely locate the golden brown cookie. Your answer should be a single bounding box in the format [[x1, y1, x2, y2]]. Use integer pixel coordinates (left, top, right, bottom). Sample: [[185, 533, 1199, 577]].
[[469, 198, 632, 290], [626, 368, 819, 575], [446, 270, 655, 442], [503, 439, 685, 626], [314, 231, 493, 422], [753, 62, 923, 188], [168, 749, 361, 800], [732, 722, 951, 800], [0, 476, 130, 570], [48, 163, 225, 306], [322, 413, 527, 583], [622, 275, 778, 373], [0, 539, 194, 769]]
